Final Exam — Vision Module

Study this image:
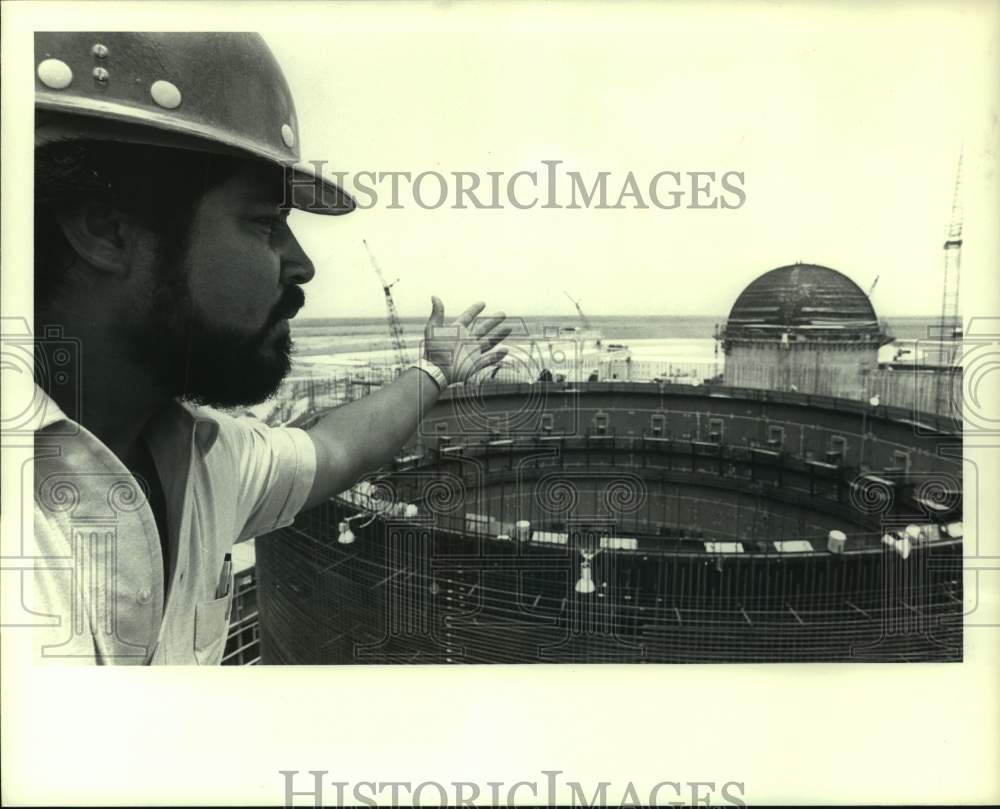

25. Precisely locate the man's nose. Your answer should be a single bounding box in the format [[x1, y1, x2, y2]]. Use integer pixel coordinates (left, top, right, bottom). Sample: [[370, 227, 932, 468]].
[[280, 228, 316, 286]]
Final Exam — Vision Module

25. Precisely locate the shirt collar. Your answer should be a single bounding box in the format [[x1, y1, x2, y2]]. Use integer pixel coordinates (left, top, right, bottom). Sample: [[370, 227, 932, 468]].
[[25, 383, 68, 432], [177, 402, 221, 451], [32, 383, 220, 452]]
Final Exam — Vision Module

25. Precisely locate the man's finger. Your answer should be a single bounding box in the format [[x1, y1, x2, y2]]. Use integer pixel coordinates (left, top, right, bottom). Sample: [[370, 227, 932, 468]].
[[430, 296, 445, 327], [455, 301, 486, 328], [425, 296, 445, 341], [469, 348, 508, 377], [480, 325, 512, 352], [472, 312, 506, 339]]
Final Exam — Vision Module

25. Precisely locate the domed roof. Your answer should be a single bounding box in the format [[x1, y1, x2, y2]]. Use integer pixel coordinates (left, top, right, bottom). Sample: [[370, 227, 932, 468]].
[[724, 263, 883, 341]]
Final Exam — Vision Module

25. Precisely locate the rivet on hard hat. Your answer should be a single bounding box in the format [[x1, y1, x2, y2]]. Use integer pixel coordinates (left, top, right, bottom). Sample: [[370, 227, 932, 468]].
[[93, 67, 110, 84], [150, 79, 182, 110], [91, 43, 109, 59], [281, 123, 296, 149], [38, 59, 74, 90]]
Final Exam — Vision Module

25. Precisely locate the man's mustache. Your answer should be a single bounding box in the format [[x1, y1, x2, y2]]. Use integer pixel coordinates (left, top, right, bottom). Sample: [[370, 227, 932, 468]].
[[267, 285, 305, 328]]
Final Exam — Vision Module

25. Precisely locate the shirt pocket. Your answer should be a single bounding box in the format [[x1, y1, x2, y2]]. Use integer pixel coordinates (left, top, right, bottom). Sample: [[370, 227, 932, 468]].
[[193, 591, 233, 665]]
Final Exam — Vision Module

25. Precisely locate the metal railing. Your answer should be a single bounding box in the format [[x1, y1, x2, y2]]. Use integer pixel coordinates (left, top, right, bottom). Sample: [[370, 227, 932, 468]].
[[222, 573, 260, 665]]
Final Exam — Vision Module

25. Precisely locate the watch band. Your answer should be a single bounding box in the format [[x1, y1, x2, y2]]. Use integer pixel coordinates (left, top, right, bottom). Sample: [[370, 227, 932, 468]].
[[410, 358, 449, 392]]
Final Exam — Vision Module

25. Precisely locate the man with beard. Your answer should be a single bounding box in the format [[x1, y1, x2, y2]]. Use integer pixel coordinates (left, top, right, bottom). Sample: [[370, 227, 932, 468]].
[[30, 32, 510, 664]]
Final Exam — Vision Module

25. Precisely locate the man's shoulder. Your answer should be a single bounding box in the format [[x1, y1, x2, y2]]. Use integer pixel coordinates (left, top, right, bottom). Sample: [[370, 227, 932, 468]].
[[176, 401, 255, 454], [176, 402, 317, 522], [177, 401, 293, 456]]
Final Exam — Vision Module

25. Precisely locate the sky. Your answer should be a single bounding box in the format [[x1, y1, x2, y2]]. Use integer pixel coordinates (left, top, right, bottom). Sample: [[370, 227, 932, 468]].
[[264, 3, 997, 322]]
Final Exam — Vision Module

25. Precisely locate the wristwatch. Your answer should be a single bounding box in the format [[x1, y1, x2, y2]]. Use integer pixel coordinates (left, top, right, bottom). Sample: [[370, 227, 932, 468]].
[[410, 358, 449, 392]]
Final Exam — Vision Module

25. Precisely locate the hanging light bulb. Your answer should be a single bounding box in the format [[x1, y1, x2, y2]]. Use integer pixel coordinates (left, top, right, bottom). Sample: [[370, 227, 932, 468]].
[[575, 560, 596, 594], [337, 520, 355, 545]]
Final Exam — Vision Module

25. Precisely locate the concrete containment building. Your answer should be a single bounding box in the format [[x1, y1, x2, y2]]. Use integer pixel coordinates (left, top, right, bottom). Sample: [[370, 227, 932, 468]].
[[721, 263, 891, 399], [255, 382, 963, 664]]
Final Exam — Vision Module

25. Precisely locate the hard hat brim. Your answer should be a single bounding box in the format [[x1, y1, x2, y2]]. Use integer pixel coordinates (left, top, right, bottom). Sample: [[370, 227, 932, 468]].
[[287, 159, 356, 216], [36, 100, 356, 216]]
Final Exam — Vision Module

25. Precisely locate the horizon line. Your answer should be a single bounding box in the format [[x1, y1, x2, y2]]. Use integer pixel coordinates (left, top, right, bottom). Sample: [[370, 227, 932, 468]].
[[294, 312, 942, 321]]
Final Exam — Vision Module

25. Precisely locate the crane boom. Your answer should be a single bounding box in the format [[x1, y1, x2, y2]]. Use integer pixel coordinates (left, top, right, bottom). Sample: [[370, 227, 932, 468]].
[[564, 290, 593, 331], [935, 150, 963, 415], [363, 239, 407, 373]]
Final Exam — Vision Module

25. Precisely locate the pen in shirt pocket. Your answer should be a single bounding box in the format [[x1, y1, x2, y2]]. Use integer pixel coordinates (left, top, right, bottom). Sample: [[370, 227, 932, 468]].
[[215, 553, 232, 599]]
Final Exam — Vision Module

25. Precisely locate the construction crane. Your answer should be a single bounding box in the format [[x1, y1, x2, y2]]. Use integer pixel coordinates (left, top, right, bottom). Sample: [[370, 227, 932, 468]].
[[564, 290, 593, 331], [363, 239, 407, 374], [935, 151, 963, 415]]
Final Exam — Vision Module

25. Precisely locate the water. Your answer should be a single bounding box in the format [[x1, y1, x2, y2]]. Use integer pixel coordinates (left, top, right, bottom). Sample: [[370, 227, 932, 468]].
[[291, 314, 940, 365]]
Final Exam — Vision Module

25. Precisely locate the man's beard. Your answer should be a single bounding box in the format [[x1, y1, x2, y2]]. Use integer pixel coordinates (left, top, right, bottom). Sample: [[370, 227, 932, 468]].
[[130, 259, 304, 409]]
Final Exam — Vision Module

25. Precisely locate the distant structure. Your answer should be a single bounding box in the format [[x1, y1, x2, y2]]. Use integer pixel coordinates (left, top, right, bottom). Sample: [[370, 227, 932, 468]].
[[935, 152, 963, 415], [719, 263, 891, 400], [363, 239, 407, 375]]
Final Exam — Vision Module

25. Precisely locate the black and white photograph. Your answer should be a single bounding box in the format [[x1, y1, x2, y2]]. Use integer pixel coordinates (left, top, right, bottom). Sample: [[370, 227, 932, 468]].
[[2, 1, 999, 806]]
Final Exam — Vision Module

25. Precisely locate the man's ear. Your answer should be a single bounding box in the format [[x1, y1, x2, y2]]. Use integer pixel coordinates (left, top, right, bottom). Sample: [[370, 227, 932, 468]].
[[52, 200, 137, 277]]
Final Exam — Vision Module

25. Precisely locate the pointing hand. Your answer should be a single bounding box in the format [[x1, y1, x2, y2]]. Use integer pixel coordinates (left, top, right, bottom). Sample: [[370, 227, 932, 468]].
[[423, 296, 512, 385]]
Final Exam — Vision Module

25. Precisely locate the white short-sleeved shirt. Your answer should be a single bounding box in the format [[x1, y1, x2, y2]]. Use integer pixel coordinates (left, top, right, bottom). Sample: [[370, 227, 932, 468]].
[[30, 386, 317, 665]]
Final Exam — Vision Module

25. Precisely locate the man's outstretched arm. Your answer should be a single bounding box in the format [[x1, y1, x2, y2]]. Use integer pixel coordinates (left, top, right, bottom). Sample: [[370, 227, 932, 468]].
[[300, 297, 510, 511]]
